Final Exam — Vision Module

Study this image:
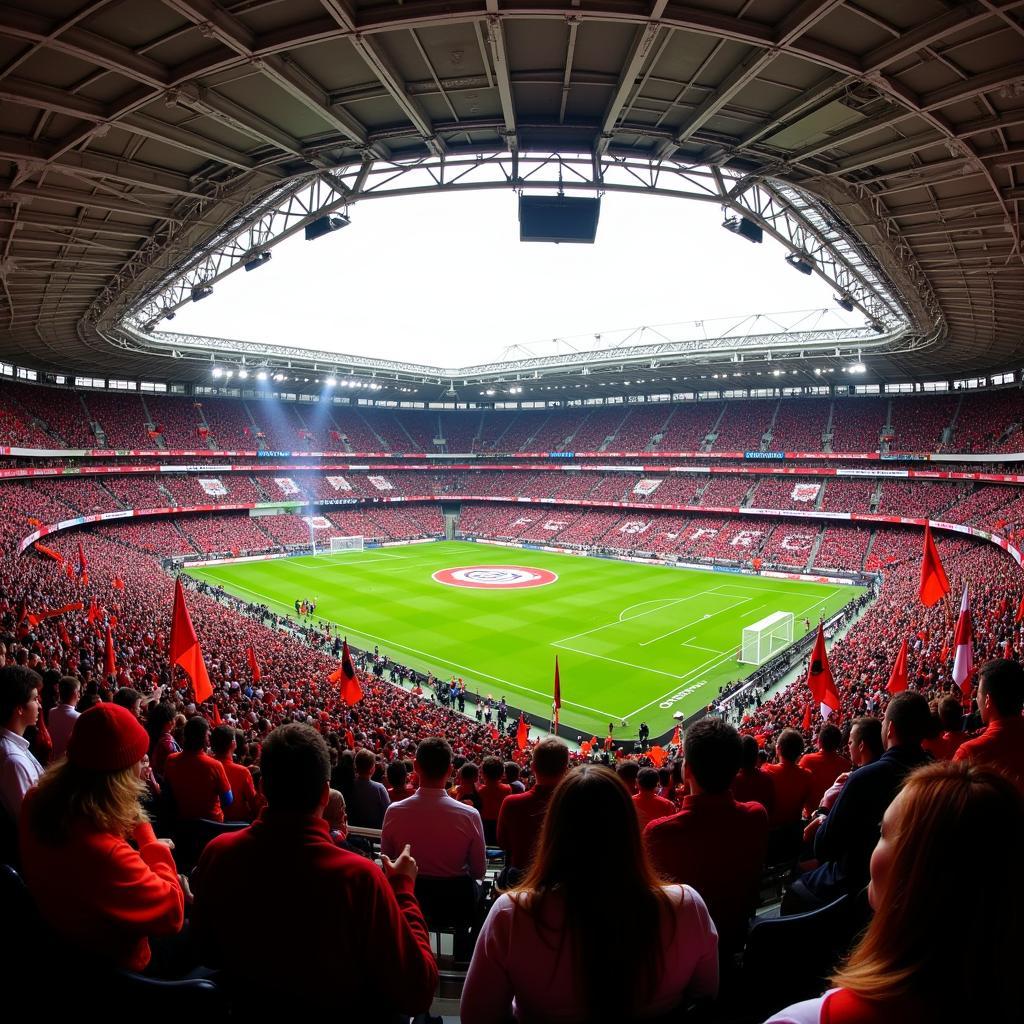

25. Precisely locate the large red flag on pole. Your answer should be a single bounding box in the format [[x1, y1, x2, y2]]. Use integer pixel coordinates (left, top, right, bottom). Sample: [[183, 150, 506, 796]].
[[516, 713, 529, 751], [919, 524, 951, 608], [1015, 593, 1024, 624], [806, 622, 841, 720], [886, 637, 909, 694], [104, 623, 116, 680], [327, 639, 363, 706], [552, 655, 561, 732], [952, 586, 974, 698], [246, 645, 261, 683], [169, 577, 213, 703]]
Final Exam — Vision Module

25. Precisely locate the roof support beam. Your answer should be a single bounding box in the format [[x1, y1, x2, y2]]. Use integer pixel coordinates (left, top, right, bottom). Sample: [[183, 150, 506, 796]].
[[861, 3, 993, 73], [484, 3, 517, 153], [320, 0, 446, 157], [919, 61, 1024, 111]]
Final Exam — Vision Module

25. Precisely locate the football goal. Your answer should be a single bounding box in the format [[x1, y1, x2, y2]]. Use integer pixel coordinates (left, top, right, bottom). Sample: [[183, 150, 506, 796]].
[[328, 535, 365, 554], [739, 611, 795, 665]]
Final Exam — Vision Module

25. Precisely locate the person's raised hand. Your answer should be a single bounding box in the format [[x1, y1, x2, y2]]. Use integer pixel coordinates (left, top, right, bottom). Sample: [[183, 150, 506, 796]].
[[381, 843, 418, 882]]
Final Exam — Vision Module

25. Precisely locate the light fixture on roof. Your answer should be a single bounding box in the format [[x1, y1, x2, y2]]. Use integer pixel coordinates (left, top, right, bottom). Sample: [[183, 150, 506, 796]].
[[785, 252, 814, 276], [722, 215, 763, 244], [256, 371, 268, 381], [212, 367, 223, 378], [850, 362, 867, 373], [834, 294, 855, 312], [243, 252, 272, 272], [304, 214, 349, 242], [325, 377, 337, 387], [163, 309, 175, 321], [238, 369, 248, 380], [191, 283, 213, 302], [868, 321, 885, 334]]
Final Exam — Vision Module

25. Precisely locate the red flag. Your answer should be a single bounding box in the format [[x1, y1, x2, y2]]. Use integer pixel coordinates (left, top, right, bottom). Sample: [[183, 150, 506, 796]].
[[579, 739, 592, 756], [516, 713, 529, 751], [552, 655, 561, 730], [57, 620, 71, 646], [112, 576, 125, 591], [64, 561, 75, 580], [1015, 594, 1024, 624], [86, 596, 99, 625], [951, 586, 974, 697], [327, 639, 363, 706], [34, 543, 63, 563], [210, 702, 222, 726], [77, 540, 88, 580], [104, 624, 116, 679], [801, 702, 812, 731], [169, 577, 213, 704], [246, 645, 261, 683], [648, 745, 667, 767], [671, 724, 681, 747], [919, 524, 950, 608], [1004, 639, 1014, 661], [806, 622, 841, 719], [886, 637, 909, 694], [488, 724, 500, 742]]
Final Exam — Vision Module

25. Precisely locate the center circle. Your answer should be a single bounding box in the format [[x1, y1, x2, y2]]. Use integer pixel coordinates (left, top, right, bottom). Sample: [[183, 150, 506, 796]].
[[432, 564, 559, 589]]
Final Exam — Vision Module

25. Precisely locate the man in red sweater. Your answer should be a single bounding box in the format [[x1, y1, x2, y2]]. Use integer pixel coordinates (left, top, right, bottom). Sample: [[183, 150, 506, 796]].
[[764, 728, 814, 828], [163, 715, 232, 822], [633, 767, 676, 829], [210, 724, 261, 822], [192, 723, 437, 1015], [955, 658, 1024, 792], [477, 755, 512, 845], [798, 724, 852, 817], [645, 717, 768, 953], [496, 738, 568, 884]]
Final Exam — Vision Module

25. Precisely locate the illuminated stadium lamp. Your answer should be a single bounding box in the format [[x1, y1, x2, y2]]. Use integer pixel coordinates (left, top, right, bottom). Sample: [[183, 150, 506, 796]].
[[304, 214, 349, 241], [722, 216, 763, 244], [485, 388, 496, 395], [243, 251, 272, 272], [849, 362, 867, 373], [191, 283, 213, 301], [238, 369, 248, 380], [325, 377, 337, 386], [814, 368, 822, 375], [256, 371, 268, 381], [834, 294, 855, 312], [224, 371, 233, 379], [785, 252, 814, 275], [212, 367, 223, 378]]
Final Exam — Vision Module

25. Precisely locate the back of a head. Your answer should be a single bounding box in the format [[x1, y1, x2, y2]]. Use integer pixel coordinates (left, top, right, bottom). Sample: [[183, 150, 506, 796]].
[[415, 736, 453, 783], [531, 737, 569, 782], [852, 717, 884, 760], [518, 765, 666, 1018], [386, 760, 407, 788], [460, 761, 479, 784], [936, 696, 963, 732], [616, 760, 640, 788], [112, 686, 139, 711], [739, 734, 760, 772], [685, 718, 742, 794], [145, 701, 176, 742], [637, 767, 659, 792], [59, 676, 81, 704], [354, 748, 376, 776], [776, 727, 804, 764], [818, 723, 843, 754], [182, 714, 210, 752], [978, 658, 1024, 717], [503, 761, 520, 783], [0, 664, 41, 723], [481, 756, 503, 783], [884, 691, 931, 748], [209, 724, 236, 757], [834, 760, 1024, 1016], [261, 723, 330, 812]]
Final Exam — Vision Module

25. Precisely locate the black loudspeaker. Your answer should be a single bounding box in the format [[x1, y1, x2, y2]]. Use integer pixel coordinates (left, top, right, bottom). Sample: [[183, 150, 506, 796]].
[[519, 195, 601, 244]]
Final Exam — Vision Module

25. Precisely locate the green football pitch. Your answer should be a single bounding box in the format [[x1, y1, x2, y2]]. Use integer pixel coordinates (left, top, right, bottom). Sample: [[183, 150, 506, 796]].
[[185, 540, 864, 739]]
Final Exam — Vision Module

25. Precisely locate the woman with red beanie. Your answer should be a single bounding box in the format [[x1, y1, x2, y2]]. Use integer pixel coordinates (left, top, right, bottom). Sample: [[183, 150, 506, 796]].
[[19, 702, 185, 971]]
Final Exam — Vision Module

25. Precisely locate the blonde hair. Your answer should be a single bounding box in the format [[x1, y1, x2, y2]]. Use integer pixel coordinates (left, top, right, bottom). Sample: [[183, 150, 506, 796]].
[[832, 761, 1024, 1017], [28, 757, 148, 844]]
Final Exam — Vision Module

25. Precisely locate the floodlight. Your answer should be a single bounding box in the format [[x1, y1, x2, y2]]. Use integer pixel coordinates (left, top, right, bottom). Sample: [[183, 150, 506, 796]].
[[325, 377, 337, 386], [722, 216, 763, 243], [850, 362, 867, 373], [835, 294, 855, 312], [191, 283, 213, 301], [238, 369, 248, 380], [212, 367, 223, 378], [163, 309, 175, 321], [256, 371, 268, 381], [869, 321, 885, 334], [304, 214, 349, 241], [243, 251, 272, 272], [785, 252, 814, 275]]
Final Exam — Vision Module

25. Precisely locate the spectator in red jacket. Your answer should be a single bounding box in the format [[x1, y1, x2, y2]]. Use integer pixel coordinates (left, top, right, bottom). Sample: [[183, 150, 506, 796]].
[[732, 734, 775, 815], [163, 715, 232, 822], [633, 766, 676, 830], [764, 728, 814, 828], [477, 755, 511, 844], [645, 717, 768, 952], [954, 658, 1024, 791], [19, 703, 184, 971], [923, 695, 967, 761], [496, 737, 569, 884], [799, 724, 852, 816], [765, 762, 1024, 1023], [210, 724, 260, 822], [192, 723, 437, 1015]]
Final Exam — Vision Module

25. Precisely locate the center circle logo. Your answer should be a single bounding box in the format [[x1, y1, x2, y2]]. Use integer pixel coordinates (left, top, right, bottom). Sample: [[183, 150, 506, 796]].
[[432, 565, 558, 589]]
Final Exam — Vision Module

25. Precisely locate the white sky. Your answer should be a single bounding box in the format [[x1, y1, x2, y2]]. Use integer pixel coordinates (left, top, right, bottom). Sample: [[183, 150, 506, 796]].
[[170, 189, 861, 368]]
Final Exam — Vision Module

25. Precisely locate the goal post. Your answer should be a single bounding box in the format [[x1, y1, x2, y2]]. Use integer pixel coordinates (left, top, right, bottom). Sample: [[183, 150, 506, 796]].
[[739, 611, 795, 665], [328, 535, 364, 554]]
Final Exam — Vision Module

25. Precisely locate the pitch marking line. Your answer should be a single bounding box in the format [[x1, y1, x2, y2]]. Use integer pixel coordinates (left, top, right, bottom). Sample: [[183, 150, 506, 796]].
[[552, 592, 710, 646], [617, 598, 687, 622], [190, 571, 623, 720], [638, 596, 750, 647]]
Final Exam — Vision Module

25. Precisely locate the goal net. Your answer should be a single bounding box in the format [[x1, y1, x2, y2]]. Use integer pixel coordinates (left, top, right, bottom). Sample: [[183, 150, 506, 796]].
[[329, 535, 364, 554], [739, 611, 795, 665]]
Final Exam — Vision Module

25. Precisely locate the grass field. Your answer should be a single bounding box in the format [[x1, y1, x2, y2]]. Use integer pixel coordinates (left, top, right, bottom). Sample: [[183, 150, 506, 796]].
[[186, 540, 864, 739]]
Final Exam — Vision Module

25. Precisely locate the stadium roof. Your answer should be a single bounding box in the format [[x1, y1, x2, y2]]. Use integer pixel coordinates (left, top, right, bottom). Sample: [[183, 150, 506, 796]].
[[0, 0, 1021, 395]]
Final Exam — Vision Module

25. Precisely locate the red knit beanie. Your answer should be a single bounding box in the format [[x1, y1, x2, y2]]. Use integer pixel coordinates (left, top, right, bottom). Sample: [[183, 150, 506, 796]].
[[67, 702, 149, 773]]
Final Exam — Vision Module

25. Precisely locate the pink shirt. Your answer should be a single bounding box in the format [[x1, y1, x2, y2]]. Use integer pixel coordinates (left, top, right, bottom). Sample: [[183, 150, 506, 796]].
[[48, 703, 79, 761], [461, 884, 718, 1023]]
